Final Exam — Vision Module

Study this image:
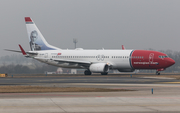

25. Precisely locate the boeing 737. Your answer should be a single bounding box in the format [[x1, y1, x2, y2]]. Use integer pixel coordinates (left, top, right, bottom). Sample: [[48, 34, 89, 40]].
[[6, 17, 175, 75]]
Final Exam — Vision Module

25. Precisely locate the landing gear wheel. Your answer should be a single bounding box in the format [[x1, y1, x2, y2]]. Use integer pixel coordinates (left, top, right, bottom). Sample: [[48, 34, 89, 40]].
[[84, 70, 92, 75], [156, 71, 160, 75], [101, 72, 108, 75]]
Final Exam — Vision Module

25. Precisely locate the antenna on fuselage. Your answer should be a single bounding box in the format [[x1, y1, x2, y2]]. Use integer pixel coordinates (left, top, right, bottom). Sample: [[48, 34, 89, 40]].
[[73, 38, 78, 49]]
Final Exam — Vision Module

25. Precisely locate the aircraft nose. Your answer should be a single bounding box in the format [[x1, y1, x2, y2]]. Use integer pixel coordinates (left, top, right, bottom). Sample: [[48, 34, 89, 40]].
[[166, 58, 175, 67]]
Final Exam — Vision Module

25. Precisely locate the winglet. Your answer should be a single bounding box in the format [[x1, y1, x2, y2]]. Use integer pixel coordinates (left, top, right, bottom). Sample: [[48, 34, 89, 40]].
[[19, 44, 27, 55], [122, 45, 125, 50]]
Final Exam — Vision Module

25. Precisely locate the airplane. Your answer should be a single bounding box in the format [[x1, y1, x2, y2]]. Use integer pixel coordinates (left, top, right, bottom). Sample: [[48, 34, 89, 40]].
[[5, 17, 175, 75]]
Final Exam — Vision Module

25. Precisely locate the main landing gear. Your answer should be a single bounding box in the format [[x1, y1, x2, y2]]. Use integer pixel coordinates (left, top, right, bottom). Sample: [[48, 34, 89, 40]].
[[101, 72, 108, 75], [156, 71, 160, 75], [84, 70, 92, 75], [84, 70, 108, 75]]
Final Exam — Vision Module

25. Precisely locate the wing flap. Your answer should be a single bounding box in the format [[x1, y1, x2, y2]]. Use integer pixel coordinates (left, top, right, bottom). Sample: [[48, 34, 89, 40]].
[[35, 57, 91, 65], [54, 59, 91, 64]]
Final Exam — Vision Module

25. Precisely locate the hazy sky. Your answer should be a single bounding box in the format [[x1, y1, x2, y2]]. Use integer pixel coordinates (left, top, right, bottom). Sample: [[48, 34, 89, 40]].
[[1, 0, 180, 56]]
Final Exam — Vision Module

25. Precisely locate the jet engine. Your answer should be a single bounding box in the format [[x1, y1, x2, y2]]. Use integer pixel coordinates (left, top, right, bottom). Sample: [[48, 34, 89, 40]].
[[89, 63, 109, 73]]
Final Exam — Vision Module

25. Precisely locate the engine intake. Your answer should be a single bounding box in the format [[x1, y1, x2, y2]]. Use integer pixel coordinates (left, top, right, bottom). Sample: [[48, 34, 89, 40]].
[[89, 63, 109, 73]]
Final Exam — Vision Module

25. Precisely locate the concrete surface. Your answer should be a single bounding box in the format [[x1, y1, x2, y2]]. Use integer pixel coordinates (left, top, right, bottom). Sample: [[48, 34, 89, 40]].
[[0, 75, 180, 113], [0, 76, 179, 85]]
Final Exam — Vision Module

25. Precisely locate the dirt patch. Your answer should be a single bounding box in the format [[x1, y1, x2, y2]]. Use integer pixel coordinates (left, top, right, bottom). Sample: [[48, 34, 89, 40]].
[[0, 86, 133, 93], [130, 75, 180, 80]]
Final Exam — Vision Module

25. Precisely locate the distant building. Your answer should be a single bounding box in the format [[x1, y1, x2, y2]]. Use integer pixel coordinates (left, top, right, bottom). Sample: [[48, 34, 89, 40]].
[[71, 69, 77, 74], [44, 71, 56, 74], [57, 68, 63, 74]]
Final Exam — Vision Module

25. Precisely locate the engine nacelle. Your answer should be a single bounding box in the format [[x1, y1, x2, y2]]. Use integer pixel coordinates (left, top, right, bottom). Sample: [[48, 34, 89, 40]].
[[89, 63, 109, 73], [118, 69, 135, 72]]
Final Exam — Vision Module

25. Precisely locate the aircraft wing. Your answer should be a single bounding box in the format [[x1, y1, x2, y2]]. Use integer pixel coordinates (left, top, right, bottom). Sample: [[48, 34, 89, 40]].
[[53, 59, 91, 64], [35, 57, 91, 68]]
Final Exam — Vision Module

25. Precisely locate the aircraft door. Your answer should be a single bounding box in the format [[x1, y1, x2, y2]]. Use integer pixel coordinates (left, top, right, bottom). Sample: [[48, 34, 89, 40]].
[[45, 53, 48, 58], [44, 53, 48, 62]]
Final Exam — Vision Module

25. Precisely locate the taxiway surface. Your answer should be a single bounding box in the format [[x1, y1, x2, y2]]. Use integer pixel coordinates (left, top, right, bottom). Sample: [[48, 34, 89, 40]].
[[0, 75, 180, 113], [0, 75, 179, 85]]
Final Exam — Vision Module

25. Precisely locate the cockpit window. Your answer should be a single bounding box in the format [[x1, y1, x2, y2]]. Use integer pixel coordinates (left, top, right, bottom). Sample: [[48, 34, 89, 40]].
[[159, 55, 168, 58]]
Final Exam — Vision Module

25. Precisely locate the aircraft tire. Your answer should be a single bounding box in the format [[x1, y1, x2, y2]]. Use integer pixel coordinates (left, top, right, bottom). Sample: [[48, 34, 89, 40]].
[[84, 70, 92, 75], [101, 72, 108, 75], [156, 71, 160, 75]]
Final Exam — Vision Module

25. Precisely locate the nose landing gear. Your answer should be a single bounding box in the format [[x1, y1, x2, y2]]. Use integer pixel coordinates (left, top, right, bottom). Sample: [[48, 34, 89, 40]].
[[156, 71, 160, 75], [156, 68, 165, 75]]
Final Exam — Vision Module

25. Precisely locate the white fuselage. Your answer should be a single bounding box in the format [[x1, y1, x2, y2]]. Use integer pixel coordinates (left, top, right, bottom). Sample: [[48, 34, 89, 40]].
[[33, 49, 133, 70]]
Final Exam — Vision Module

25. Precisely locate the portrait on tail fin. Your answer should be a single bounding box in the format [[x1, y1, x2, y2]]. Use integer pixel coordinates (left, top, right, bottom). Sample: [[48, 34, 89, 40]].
[[29, 30, 41, 51]]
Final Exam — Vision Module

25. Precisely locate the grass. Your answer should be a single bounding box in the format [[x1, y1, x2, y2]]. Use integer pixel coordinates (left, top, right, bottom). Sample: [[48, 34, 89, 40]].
[[6, 73, 180, 80], [0, 86, 132, 93]]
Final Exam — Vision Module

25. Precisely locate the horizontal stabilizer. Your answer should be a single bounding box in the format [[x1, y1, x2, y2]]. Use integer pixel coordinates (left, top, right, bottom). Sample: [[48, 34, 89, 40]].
[[4, 49, 21, 53]]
